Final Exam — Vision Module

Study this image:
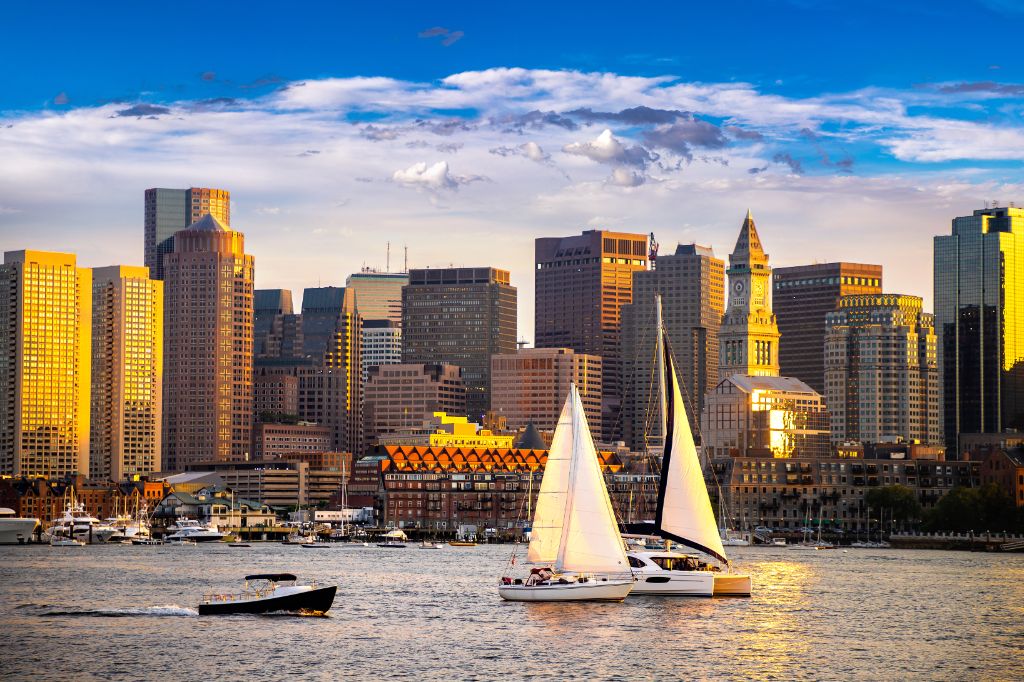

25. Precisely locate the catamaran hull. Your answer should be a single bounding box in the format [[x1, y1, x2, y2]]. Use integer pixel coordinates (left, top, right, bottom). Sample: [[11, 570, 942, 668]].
[[630, 572, 714, 597], [198, 585, 337, 615], [713, 574, 752, 597], [499, 580, 633, 602]]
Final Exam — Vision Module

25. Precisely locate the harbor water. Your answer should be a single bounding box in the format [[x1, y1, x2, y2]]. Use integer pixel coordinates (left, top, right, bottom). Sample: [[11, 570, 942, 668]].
[[0, 544, 1021, 681]]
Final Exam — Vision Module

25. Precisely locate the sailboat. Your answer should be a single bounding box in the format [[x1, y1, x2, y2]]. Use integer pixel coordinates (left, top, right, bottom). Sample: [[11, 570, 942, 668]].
[[627, 296, 752, 597], [498, 384, 634, 602]]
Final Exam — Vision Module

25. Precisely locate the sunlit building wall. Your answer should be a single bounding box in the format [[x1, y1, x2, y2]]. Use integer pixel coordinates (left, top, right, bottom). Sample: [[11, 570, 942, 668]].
[[144, 187, 230, 280], [0, 250, 92, 477], [361, 319, 402, 381], [90, 266, 163, 481], [491, 348, 602, 433], [346, 271, 409, 325]]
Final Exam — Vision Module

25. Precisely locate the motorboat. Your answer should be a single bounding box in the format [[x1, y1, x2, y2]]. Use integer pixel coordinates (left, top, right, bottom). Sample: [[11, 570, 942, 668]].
[[229, 542, 252, 548], [449, 540, 477, 547], [419, 541, 443, 549], [301, 541, 332, 549], [499, 385, 633, 602], [50, 536, 85, 547], [198, 574, 337, 615], [165, 518, 224, 543], [0, 508, 38, 544], [106, 502, 152, 543], [42, 500, 117, 544], [132, 537, 164, 546], [377, 529, 407, 547], [627, 549, 716, 596]]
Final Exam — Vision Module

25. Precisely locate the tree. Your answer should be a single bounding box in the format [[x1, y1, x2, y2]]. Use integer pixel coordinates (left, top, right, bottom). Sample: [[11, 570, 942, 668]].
[[865, 484, 922, 532], [924, 484, 1020, 533]]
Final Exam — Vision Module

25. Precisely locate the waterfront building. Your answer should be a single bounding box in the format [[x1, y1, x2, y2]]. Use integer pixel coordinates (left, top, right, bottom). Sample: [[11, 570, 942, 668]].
[[153, 485, 276, 529], [252, 422, 332, 460], [978, 447, 1024, 508], [825, 294, 941, 447], [535, 229, 648, 442], [718, 211, 780, 380], [361, 319, 402, 380], [934, 206, 1024, 455], [346, 270, 408, 324], [90, 266, 164, 481], [773, 263, 882, 393], [185, 459, 345, 508], [162, 215, 254, 471], [401, 268, 516, 420], [0, 251, 91, 478], [364, 363, 466, 445], [144, 187, 230, 280], [620, 243, 724, 449], [254, 289, 294, 357], [7, 476, 163, 527], [376, 412, 515, 448], [490, 348, 602, 433]]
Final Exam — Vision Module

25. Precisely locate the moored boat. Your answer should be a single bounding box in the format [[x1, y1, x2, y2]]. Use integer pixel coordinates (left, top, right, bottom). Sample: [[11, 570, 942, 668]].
[[198, 574, 337, 615], [0, 507, 38, 545]]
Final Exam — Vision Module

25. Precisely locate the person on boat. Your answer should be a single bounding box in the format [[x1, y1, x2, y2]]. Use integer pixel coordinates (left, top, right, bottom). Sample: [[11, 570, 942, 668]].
[[526, 567, 554, 586]]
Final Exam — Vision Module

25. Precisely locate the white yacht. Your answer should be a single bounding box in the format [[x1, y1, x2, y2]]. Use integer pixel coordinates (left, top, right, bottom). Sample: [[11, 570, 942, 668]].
[[42, 501, 117, 544], [627, 549, 716, 596], [106, 502, 152, 543], [0, 508, 38, 544], [165, 518, 224, 543]]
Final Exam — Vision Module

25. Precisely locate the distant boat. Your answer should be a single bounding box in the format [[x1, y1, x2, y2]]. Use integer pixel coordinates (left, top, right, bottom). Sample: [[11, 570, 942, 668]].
[[198, 574, 336, 616], [498, 384, 634, 602], [420, 541, 443, 549], [228, 542, 251, 548], [50, 536, 85, 547], [377, 529, 407, 547], [0, 507, 38, 545], [448, 540, 476, 547], [165, 519, 224, 543]]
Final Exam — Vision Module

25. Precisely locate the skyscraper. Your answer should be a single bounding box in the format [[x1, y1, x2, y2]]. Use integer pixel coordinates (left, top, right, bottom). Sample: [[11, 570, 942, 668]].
[[345, 271, 409, 324], [773, 262, 882, 393], [144, 187, 230, 280], [90, 266, 163, 481], [0, 251, 92, 477], [825, 294, 940, 447], [935, 206, 1024, 455], [620, 244, 725, 449], [162, 214, 254, 471], [254, 289, 294, 357], [364, 363, 466, 445], [718, 211, 780, 379], [402, 267, 517, 420], [301, 287, 348, 361], [361, 319, 402, 381], [491, 348, 602, 433], [535, 229, 648, 441]]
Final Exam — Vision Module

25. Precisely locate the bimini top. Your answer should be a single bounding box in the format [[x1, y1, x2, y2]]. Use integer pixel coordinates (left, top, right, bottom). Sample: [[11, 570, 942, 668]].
[[244, 573, 297, 582]]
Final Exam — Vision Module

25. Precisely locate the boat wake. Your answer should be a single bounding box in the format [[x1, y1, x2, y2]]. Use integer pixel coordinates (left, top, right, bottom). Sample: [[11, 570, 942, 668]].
[[21, 603, 198, 617]]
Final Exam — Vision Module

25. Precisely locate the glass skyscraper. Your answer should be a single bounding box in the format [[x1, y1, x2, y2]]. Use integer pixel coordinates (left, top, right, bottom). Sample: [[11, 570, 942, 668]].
[[144, 187, 230, 280], [935, 206, 1024, 455]]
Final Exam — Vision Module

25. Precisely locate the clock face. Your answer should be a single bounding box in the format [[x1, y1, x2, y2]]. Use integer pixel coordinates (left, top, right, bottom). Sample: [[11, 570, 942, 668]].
[[733, 280, 745, 294]]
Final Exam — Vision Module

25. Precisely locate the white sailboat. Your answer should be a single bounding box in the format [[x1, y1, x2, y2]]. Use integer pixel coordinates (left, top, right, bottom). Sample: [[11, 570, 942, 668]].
[[628, 296, 752, 597], [499, 384, 634, 602]]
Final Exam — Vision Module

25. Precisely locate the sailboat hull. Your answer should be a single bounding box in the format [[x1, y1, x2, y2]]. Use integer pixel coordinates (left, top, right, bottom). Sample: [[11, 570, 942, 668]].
[[712, 574, 752, 597], [630, 572, 714, 597], [498, 579, 634, 602]]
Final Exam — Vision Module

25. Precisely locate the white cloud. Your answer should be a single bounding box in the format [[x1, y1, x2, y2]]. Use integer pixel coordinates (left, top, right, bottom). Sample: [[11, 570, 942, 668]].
[[392, 161, 459, 190]]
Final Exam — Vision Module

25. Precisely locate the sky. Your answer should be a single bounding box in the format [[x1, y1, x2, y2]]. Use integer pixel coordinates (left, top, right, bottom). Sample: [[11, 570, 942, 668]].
[[2, 0, 1024, 343]]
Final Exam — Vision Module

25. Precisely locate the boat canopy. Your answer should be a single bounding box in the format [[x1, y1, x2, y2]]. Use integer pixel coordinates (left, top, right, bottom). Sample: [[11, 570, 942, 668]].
[[244, 573, 297, 582]]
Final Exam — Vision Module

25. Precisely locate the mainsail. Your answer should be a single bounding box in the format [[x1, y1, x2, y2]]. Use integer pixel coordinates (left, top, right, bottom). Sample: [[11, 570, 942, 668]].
[[654, 325, 729, 565], [527, 385, 629, 574]]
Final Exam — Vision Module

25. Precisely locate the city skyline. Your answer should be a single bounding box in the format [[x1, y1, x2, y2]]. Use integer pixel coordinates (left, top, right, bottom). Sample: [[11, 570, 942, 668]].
[[3, 5, 1024, 343]]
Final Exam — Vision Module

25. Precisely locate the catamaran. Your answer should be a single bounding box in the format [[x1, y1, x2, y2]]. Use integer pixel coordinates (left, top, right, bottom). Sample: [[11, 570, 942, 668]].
[[627, 296, 751, 597], [499, 384, 634, 602]]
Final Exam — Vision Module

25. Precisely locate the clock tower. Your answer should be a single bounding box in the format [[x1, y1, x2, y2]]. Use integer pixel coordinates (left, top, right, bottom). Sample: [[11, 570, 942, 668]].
[[718, 210, 780, 379]]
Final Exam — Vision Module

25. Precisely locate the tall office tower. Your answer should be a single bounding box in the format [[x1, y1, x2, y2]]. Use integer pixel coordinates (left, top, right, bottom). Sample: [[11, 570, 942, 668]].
[[0, 251, 91, 477], [361, 319, 402, 380], [718, 211, 781, 380], [364, 363, 466, 446], [491, 348, 602, 432], [535, 230, 648, 442], [162, 215, 254, 471], [773, 262, 882, 393], [620, 244, 725, 449], [143, 187, 230, 280], [254, 289, 294, 357], [320, 287, 363, 455], [935, 206, 1024, 455], [345, 271, 409, 325], [301, 287, 347, 360], [89, 266, 163, 481], [825, 294, 940, 446], [402, 267, 517, 420]]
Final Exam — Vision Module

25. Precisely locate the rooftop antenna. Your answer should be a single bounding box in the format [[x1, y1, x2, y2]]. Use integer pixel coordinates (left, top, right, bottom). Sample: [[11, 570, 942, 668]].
[[649, 232, 659, 270], [386, 241, 391, 273], [404, 245, 408, 273]]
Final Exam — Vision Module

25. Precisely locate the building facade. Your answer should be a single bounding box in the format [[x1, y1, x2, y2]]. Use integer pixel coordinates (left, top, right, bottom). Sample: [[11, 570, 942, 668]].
[[490, 348, 602, 433], [345, 270, 409, 324], [0, 251, 92, 477], [90, 266, 164, 481], [144, 187, 230, 280], [825, 294, 941, 447], [253, 371, 299, 420], [361, 319, 402, 381], [773, 262, 883, 394], [401, 268, 516, 420], [162, 215, 254, 471], [935, 206, 1024, 455], [620, 243, 725, 449], [535, 230, 648, 442], [252, 422, 333, 461], [364, 364, 466, 445], [254, 289, 294, 358]]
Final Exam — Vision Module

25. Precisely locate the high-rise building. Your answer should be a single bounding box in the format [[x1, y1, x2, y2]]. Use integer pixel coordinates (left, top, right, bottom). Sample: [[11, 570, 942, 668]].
[[162, 215, 254, 471], [825, 294, 940, 447], [254, 289, 293, 357], [361, 319, 402, 381], [364, 363, 466, 445], [535, 230, 648, 441], [346, 271, 409, 325], [935, 206, 1024, 455], [491, 348, 602, 433], [90, 266, 164, 481], [0, 251, 92, 477], [402, 268, 517, 420], [718, 211, 780, 379], [321, 287, 363, 455], [144, 187, 230, 280], [773, 262, 883, 393], [620, 244, 725, 449], [301, 287, 347, 361]]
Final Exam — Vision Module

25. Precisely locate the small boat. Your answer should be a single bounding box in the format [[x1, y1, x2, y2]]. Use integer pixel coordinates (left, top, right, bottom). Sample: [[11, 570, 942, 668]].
[[772, 538, 788, 547], [165, 518, 224, 543], [377, 529, 407, 547], [172, 538, 197, 546], [50, 536, 86, 547], [448, 540, 476, 547], [132, 538, 164, 546], [198, 574, 337, 616], [301, 542, 332, 549], [228, 543, 251, 548], [419, 541, 443, 549]]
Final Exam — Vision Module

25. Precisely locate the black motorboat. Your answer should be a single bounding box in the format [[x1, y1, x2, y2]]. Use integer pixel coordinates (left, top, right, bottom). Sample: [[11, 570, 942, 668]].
[[198, 573, 337, 615]]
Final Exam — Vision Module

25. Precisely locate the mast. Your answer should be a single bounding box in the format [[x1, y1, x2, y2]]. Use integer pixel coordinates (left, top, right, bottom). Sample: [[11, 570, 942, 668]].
[[654, 294, 667, 451]]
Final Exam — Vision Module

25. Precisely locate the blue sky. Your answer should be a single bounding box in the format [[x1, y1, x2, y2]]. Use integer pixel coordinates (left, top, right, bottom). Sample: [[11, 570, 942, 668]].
[[2, 0, 1024, 341]]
